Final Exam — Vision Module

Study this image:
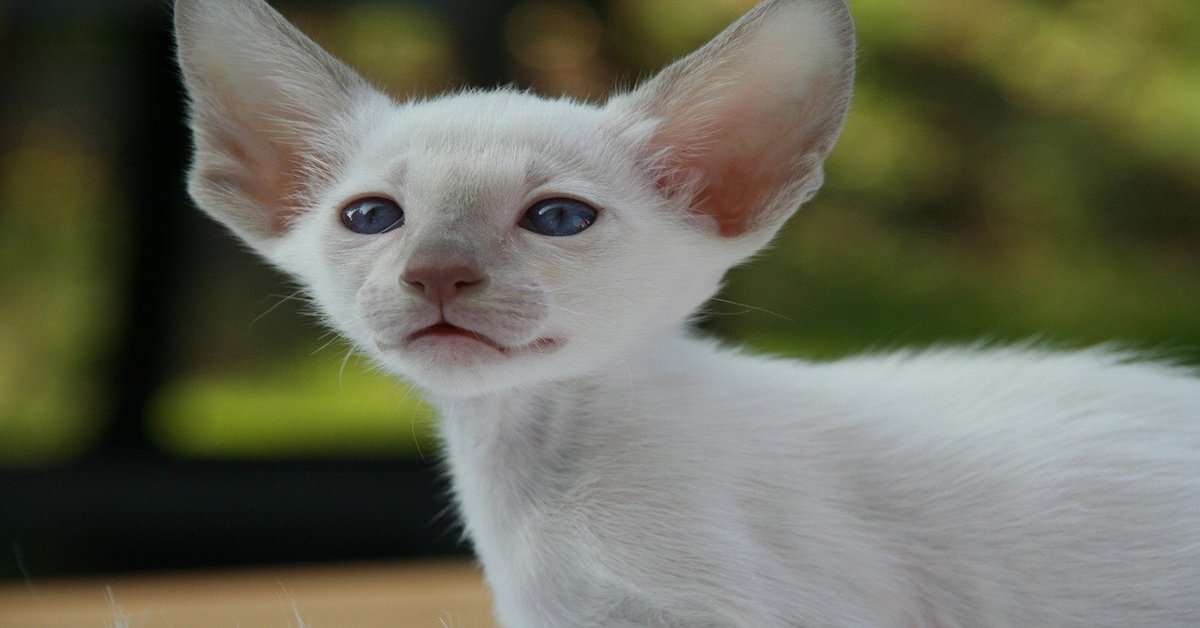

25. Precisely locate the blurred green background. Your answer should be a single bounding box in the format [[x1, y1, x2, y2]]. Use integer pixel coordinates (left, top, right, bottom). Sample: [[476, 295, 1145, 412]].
[[1, 0, 1197, 468]]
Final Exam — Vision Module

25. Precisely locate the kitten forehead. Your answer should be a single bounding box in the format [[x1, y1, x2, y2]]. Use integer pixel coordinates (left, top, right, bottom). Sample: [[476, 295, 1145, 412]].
[[346, 89, 631, 214], [394, 89, 610, 150]]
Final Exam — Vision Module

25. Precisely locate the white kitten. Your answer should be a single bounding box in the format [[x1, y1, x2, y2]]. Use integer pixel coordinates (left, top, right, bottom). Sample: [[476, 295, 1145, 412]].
[[175, 0, 1200, 625]]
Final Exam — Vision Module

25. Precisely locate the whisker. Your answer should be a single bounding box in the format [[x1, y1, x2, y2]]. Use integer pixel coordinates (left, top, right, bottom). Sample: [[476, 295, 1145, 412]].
[[704, 309, 754, 317], [338, 344, 356, 395], [311, 333, 345, 356], [549, 303, 584, 316], [249, 289, 307, 330], [707, 297, 794, 321], [408, 398, 429, 464]]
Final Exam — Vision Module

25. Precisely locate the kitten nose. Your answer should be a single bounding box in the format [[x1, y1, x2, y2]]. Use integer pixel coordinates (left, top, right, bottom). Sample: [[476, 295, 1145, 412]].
[[402, 264, 486, 304]]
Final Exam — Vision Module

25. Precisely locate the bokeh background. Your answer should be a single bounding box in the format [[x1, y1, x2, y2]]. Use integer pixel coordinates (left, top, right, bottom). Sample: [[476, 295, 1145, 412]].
[[2, 0, 1198, 577]]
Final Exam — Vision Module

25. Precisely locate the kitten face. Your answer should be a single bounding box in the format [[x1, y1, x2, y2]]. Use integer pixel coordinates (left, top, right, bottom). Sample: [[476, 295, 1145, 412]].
[[176, 0, 854, 398], [279, 92, 732, 396]]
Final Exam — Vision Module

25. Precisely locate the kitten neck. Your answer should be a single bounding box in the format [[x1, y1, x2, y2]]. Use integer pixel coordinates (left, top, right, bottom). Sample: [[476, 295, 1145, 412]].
[[433, 330, 694, 535]]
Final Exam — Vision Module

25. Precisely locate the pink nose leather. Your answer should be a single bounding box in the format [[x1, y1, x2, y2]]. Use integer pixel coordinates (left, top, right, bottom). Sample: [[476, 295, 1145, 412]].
[[402, 264, 486, 304]]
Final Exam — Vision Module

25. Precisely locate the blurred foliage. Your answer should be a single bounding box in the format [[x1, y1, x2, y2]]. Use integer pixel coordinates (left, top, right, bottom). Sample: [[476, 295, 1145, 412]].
[[149, 348, 436, 459], [0, 115, 126, 465], [724, 0, 1200, 358], [0, 0, 1196, 465], [321, 3, 463, 97]]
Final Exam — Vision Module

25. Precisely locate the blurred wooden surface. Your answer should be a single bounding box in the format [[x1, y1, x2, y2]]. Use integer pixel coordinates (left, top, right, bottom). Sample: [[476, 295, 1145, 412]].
[[0, 559, 495, 627]]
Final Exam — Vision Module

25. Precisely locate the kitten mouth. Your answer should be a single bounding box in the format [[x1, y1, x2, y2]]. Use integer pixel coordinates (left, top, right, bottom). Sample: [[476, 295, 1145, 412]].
[[401, 322, 561, 356], [408, 322, 505, 352]]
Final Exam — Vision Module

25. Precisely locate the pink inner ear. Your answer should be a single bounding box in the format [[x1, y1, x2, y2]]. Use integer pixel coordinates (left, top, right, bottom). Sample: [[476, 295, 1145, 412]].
[[696, 145, 787, 238], [206, 121, 310, 237], [656, 95, 824, 239]]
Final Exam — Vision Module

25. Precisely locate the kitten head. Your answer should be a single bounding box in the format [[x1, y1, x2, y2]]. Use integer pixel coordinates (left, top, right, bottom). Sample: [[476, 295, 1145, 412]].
[[175, 0, 855, 398]]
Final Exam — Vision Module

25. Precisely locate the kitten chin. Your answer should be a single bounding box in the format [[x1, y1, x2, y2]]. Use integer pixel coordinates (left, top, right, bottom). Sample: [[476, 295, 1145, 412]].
[[371, 335, 574, 399]]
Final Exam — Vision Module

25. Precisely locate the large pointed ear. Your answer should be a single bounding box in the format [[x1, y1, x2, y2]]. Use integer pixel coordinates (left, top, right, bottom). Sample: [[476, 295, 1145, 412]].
[[174, 0, 382, 251], [607, 0, 855, 240]]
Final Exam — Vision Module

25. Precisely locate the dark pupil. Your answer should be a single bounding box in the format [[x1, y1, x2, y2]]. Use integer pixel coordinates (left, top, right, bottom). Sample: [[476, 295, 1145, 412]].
[[342, 198, 403, 235]]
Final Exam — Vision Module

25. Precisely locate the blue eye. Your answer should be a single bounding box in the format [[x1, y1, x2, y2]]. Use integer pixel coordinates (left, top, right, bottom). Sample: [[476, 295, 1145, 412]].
[[341, 197, 404, 235], [519, 198, 598, 237]]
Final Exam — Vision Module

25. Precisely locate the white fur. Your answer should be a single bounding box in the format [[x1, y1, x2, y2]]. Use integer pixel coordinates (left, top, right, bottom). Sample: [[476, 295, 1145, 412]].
[[175, 0, 1200, 625]]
